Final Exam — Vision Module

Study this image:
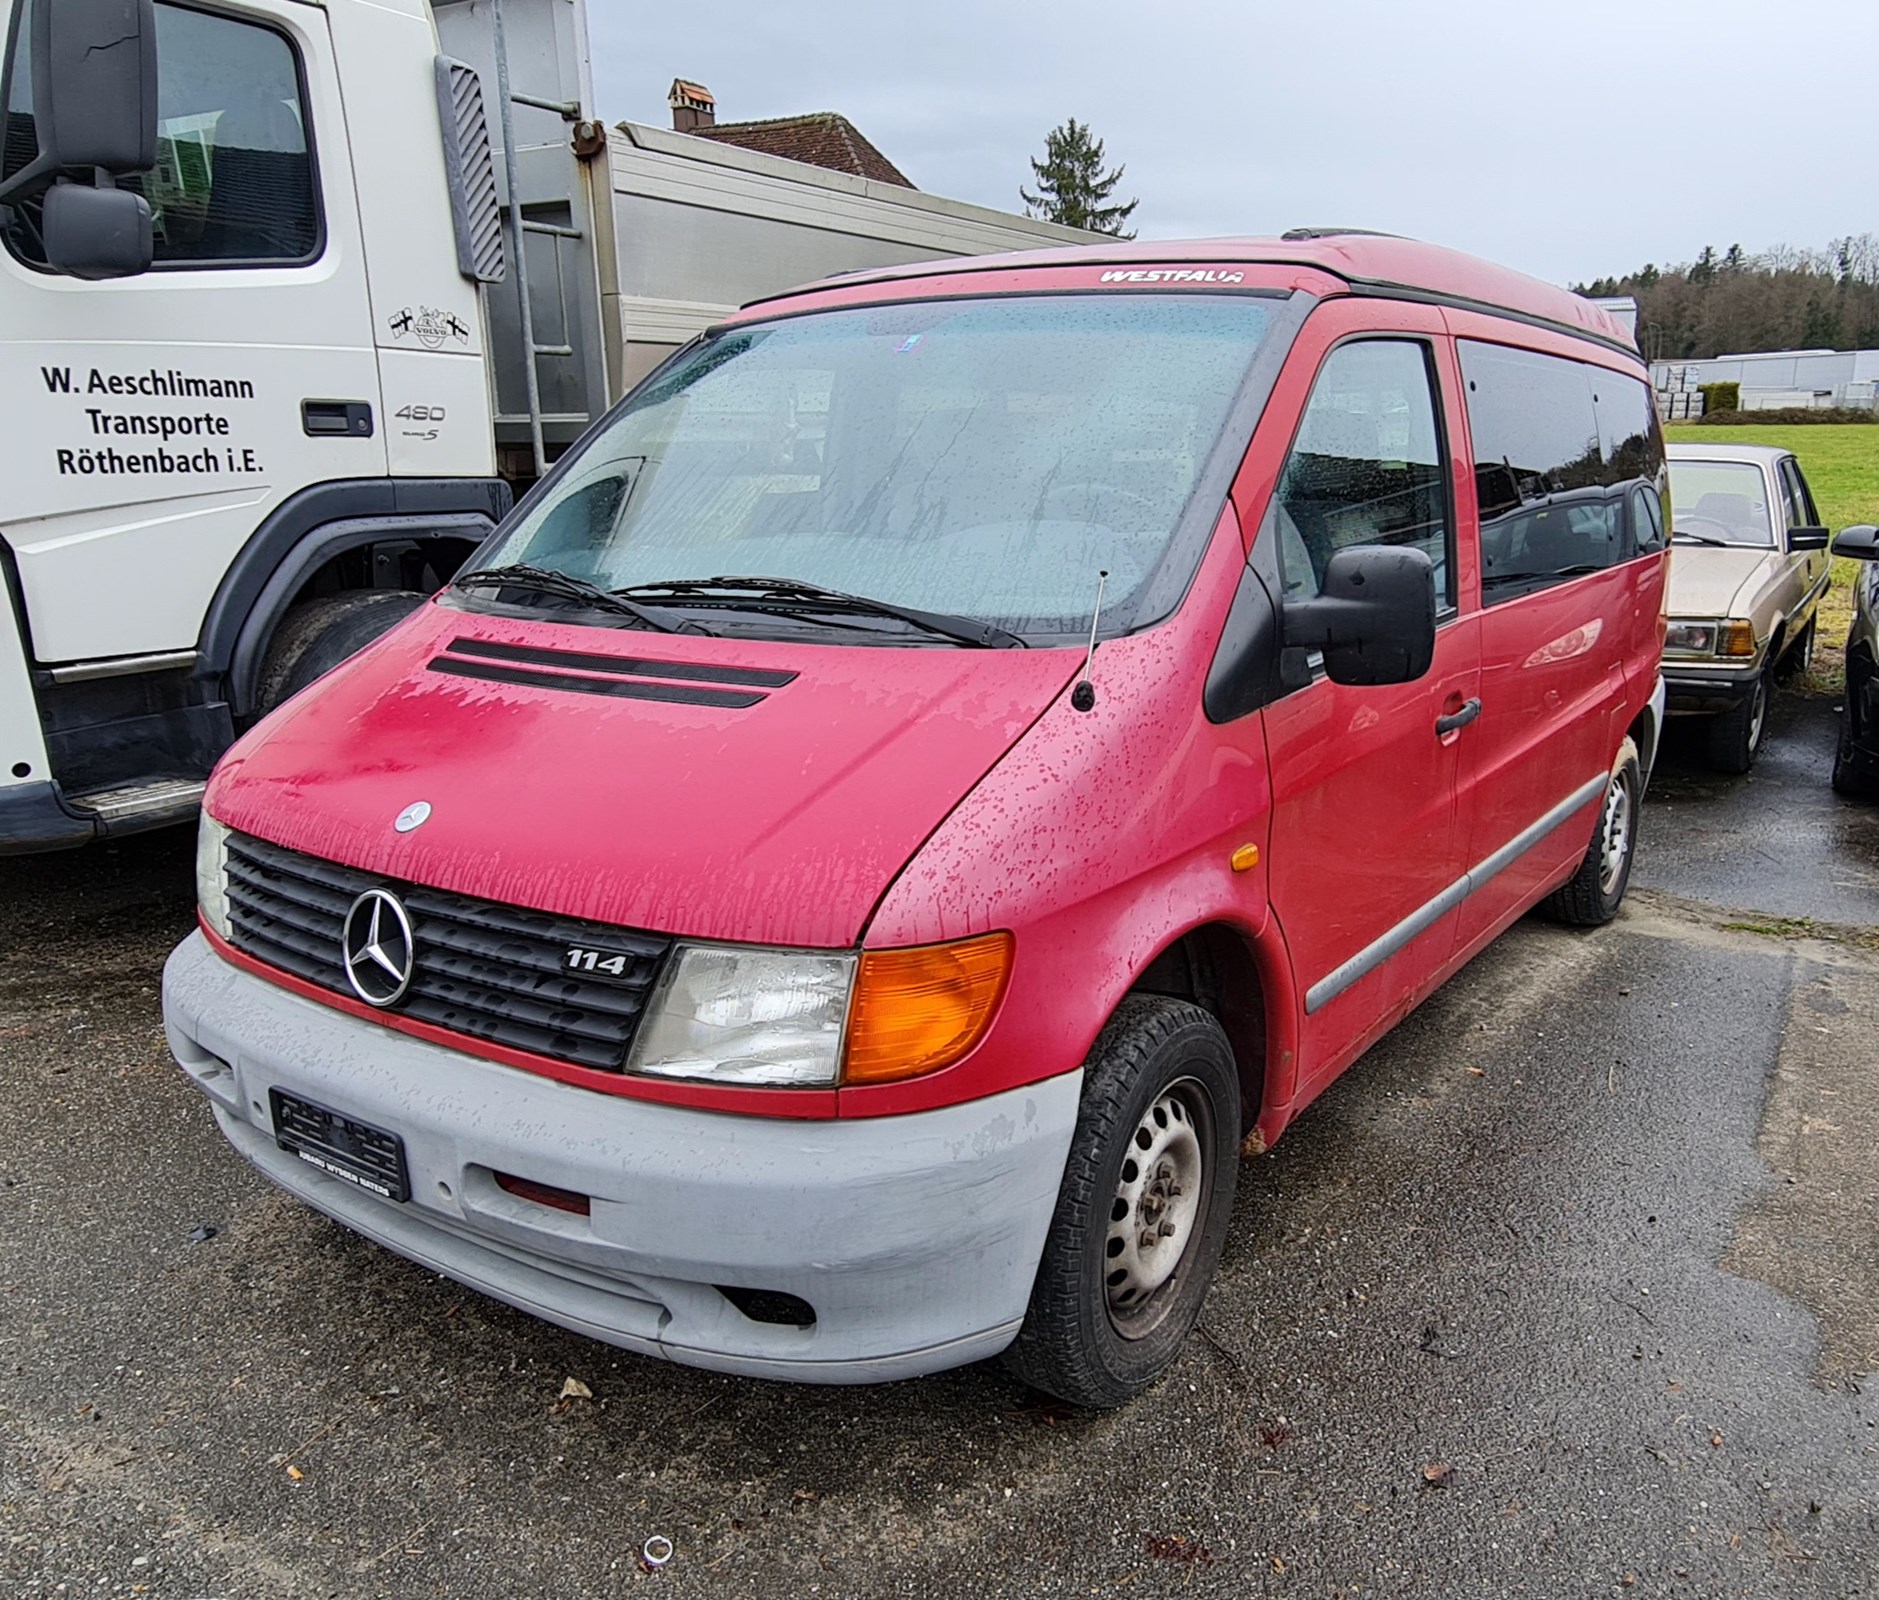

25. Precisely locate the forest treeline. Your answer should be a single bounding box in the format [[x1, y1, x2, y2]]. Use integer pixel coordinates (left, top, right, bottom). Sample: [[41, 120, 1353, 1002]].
[[1576, 236, 1879, 363]]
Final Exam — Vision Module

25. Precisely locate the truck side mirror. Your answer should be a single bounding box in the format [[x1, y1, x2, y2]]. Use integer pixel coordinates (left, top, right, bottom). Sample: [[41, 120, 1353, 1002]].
[[31, 0, 159, 174], [0, 0, 158, 251], [1833, 524, 1879, 561], [1787, 525, 1830, 552], [1282, 545, 1436, 687], [43, 182, 152, 280]]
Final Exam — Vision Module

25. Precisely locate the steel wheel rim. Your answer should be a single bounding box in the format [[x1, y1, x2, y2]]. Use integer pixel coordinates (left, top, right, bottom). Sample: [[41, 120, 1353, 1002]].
[[1104, 1078, 1211, 1338], [1747, 678, 1768, 753], [1598, 771, 1633, 895]]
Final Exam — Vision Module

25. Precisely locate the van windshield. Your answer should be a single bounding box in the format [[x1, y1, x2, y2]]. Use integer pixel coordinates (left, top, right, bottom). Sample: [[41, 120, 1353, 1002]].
[[476, 293, 1278, 639], [1666, 460, 1775, 548]]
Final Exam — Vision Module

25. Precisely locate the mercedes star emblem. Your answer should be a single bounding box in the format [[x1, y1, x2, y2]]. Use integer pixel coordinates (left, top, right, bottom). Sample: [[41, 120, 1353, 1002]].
[[394, 800, 432, 833], [341, 888, 416, 1007]]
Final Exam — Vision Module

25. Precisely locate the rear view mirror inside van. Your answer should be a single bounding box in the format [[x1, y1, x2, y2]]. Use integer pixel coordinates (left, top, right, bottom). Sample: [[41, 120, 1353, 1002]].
[[1282, 545, 1437, 687]]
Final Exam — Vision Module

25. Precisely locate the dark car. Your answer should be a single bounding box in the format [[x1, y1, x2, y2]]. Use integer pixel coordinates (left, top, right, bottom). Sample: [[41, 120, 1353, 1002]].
[[1832, 523, 1879, 797]]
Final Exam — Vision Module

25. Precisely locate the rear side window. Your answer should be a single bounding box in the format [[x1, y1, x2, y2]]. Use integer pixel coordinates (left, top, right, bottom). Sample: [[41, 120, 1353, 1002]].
[[1460, 342, 1664, 604], [1272, 339, 1454, 610], [1, 1, 320, 270], [1778, 459, 1820, 530]]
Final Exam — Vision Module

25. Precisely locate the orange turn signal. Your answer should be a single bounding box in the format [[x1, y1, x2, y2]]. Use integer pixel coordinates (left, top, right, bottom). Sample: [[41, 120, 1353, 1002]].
[[1719, 619, 1758, 658], [842, 932, 1014, 1085]]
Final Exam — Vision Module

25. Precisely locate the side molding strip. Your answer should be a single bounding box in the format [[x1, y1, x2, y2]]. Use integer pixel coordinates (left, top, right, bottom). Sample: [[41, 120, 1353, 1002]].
[[1304, 773, 1607, 1015]]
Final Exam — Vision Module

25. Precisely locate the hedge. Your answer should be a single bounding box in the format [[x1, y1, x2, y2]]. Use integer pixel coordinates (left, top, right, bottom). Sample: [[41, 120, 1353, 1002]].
[[1695, 406, 1877, 426], [1698, 381, 1741, 413]]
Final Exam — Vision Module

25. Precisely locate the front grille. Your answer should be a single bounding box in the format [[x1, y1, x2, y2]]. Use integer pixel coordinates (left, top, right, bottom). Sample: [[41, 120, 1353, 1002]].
[[224, 832, 672, 1072]]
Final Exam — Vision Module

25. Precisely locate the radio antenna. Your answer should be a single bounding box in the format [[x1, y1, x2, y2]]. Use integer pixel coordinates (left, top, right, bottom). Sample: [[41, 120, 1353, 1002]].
[[1070, 569, 1109, 713]]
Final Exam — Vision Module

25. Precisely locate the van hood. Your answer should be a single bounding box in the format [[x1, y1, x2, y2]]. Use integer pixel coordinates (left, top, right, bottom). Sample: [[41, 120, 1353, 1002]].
[[1667, 545, 1778, 619], [207, 601, 1082, 948]]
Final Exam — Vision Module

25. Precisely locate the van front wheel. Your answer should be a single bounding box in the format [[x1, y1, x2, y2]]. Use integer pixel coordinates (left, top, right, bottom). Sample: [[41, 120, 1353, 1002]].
[[1003, 996, 1239, 1409], [1543, 736, 1640, 927]]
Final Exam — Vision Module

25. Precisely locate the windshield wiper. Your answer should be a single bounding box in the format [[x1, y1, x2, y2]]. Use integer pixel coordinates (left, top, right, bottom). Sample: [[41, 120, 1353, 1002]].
[[454, 564, 700, 634], [1672, 530, 1729, 547], [613, 575, 1027, 649], [1480, 563, 1610, 588]]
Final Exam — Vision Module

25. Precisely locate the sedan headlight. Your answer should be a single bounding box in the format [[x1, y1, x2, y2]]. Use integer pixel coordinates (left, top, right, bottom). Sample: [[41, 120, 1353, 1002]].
[[196, 811, 232, 942], [1664, 619, 1717, 655], [626, 945, 858, 1087]]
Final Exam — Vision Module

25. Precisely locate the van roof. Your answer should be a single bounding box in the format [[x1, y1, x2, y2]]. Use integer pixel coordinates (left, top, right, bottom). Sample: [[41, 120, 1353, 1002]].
[[742, 232, 1639, 355]]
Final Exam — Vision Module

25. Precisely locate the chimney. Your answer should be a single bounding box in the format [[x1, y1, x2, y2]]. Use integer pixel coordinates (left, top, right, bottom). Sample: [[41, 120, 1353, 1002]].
[[669, 79, 716, 133]]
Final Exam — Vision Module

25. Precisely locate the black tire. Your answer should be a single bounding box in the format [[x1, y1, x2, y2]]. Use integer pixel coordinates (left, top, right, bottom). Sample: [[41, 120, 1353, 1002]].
[[1832, 661, 1879, 799], [1775, 619, 1815, 682], [1704, 667, 1770, 775], [1543, 737, 1641, 928], [257, 590, 424, 711], [1003, 996, 1240, 1409]]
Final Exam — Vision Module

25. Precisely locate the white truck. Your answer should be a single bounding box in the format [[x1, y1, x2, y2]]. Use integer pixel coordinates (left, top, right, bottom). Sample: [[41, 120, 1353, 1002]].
[[0, 0, 1087, 852]]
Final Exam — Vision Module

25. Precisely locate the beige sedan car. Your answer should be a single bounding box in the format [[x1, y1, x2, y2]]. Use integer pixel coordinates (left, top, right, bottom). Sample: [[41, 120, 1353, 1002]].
[[1661, 442, 1832, 772]]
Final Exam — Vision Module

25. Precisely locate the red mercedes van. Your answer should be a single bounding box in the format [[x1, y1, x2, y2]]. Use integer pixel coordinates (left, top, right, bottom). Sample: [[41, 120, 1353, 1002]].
[[165, 234, 1668, 1408]]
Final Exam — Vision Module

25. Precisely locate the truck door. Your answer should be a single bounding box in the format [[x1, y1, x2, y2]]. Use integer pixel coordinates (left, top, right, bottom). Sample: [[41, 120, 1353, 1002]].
[[0, 0, 384, 668]]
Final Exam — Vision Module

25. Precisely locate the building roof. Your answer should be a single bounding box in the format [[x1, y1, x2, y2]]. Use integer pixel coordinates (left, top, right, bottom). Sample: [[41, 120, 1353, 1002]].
[[694, 113, 915, 189], [736, 232, 1638, 353]]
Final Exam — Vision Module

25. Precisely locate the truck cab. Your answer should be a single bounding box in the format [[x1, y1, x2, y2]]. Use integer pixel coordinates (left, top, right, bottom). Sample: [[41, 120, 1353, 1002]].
[[0, 0, 502, 849]]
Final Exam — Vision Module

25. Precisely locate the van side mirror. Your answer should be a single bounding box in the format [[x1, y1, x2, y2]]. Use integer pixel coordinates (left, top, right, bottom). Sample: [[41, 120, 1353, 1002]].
[[1787, 525, 1830, 552], [43, 182, 152, 279], [1282, 545, 1436, 687], [1833, 524, 1879, 561]]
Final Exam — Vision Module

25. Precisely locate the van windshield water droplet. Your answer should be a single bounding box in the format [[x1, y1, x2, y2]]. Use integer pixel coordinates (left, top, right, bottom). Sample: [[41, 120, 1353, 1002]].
[[476, 293, 1281, 642]]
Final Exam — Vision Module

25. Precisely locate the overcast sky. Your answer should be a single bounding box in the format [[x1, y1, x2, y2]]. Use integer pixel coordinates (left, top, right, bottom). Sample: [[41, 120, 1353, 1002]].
[[587, 0, 1874, 288]]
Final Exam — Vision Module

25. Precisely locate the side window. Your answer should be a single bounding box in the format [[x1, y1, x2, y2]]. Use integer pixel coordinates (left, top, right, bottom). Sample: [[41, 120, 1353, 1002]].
[[1271, 340, 1453, 611], [1780, 460, 1820, 530], [1, 2, 320, 270], [1630, 484, 1666, 554], [1460, 342, 1657, 603]]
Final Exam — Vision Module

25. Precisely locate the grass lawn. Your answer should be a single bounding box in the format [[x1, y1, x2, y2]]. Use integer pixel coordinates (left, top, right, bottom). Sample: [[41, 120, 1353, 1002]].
[[1665, 421, 1879, 693]]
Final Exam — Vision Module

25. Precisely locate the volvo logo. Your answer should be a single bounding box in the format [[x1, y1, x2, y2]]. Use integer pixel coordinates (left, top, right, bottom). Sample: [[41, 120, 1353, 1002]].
[[340, 888, 416, 1007], [394, 800, 432, 833]]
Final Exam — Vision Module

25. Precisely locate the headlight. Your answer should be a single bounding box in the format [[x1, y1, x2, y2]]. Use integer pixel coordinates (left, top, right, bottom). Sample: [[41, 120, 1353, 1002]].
[[1664, 619, 1717, 655], [626, 945, 857, 1087], [623, 931, 1016, 1089], [196, 811, 232, 942]]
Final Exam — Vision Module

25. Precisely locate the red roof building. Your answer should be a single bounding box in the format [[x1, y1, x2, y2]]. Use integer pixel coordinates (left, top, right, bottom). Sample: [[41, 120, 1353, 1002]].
[[664, 79, 916, 190]]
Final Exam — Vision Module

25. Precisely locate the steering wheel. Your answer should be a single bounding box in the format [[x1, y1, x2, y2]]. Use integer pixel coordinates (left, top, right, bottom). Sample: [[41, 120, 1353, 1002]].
[[1037, 482, 1162, 523], [1676, 513, 1736, 538]]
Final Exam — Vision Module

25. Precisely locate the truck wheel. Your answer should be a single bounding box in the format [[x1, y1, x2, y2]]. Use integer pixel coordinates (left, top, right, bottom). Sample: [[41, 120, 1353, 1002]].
[[1704, 668, 1769, 775], [258, 591, 425, 711], [1543, 737, 1640, 928], [1003, 996, 1239, 1410]]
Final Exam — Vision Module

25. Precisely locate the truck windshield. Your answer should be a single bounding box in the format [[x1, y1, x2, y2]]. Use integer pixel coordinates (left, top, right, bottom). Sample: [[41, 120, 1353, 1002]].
[[477, 293, 1277, 639], [1666, 460, 1775, 548]]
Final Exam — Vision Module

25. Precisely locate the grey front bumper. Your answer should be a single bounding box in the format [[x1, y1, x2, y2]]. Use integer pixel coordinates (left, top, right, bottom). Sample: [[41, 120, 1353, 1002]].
[[163, 932, 1081, 1384]]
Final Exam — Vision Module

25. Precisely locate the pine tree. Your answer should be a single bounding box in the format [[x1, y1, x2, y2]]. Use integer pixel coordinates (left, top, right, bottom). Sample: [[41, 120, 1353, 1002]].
[[1021, 118, 1138, 237]]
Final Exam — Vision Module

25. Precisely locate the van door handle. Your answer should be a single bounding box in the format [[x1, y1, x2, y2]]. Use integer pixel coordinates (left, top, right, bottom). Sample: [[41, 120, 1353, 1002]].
[[1435, 697, 1483, 737]]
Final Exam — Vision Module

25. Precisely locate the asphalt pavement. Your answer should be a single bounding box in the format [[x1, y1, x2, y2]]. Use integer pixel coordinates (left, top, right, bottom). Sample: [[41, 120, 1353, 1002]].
[[2, 692, 1876, 1599]]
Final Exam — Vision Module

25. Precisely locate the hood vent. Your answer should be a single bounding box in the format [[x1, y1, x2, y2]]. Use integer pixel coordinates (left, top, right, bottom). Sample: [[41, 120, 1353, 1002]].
[[427, 636, 796, 709]]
